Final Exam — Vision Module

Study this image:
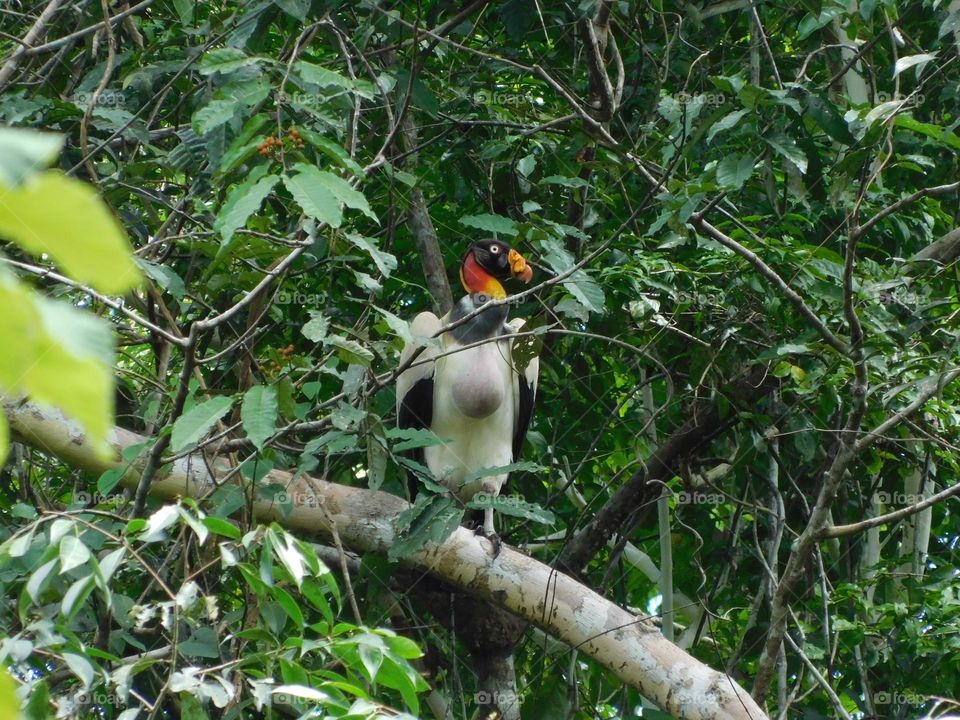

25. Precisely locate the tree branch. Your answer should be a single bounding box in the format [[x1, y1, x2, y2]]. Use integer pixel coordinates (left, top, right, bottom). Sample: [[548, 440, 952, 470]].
[[4, 398, 768, 720], [689, 214, 850, 355], [559, 366, 780, 573]]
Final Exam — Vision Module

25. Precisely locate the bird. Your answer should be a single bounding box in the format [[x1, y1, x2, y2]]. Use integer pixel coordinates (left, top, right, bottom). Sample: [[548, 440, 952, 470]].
[[396, 239, 539, 541]]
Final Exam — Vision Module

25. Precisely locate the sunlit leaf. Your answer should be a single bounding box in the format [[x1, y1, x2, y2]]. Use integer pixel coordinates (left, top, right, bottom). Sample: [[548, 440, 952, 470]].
[[170, 396, 235, 453], [0, 171, 141, 293]]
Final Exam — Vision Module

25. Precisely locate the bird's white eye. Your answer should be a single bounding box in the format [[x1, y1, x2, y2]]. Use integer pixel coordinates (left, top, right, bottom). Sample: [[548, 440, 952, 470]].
[[489, 245, 501, 254], [476, 293, 488, 303]]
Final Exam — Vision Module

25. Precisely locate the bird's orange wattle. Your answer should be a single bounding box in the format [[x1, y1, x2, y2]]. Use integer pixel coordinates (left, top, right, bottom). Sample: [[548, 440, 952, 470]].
[[508, 248, 533, 283]]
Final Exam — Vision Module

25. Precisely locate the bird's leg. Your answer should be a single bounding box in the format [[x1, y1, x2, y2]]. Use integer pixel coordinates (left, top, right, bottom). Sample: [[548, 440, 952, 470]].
[[474, 508, 502, 556], [473, 482, 502, 556], [483, 507, 495, 536]]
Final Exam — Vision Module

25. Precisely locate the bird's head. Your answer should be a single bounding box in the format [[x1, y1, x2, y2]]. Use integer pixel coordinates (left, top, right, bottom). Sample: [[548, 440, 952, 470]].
[[459, 239, 533, 300]]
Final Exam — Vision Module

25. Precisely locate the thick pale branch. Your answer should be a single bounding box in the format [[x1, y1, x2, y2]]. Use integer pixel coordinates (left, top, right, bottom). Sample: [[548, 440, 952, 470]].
[[5, 399, 766, 720]]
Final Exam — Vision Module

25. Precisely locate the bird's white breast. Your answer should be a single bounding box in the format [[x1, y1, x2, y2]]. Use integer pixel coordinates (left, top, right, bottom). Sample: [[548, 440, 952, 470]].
[[448, 342, 507, 418], [427, 337, 516, 500]]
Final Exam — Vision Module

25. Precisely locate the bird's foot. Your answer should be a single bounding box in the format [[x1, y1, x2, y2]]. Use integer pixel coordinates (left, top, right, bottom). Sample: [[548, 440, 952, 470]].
[[473, 525, 502, 557]]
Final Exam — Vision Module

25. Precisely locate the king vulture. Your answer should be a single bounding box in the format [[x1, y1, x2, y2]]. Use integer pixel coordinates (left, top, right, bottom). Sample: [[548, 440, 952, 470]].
[[396, 239, 539, 539]]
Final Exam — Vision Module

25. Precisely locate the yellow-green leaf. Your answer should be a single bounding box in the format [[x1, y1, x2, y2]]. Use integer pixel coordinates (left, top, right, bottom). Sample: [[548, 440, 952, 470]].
[[0, 270, 115, 459], [0, 412, 8, 468], [0, 170, 141, 293], [0, 127, 63, 186], [0, 667, 19, 720]]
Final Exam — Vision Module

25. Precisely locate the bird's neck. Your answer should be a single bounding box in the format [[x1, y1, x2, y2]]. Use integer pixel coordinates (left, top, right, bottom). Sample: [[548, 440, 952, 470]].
[[460, 252, 506, 300], [449, 294, 509, 345]]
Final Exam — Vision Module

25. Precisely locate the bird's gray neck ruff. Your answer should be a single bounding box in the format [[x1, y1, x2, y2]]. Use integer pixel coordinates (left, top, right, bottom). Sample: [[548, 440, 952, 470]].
[[449, 295, 509, 345]]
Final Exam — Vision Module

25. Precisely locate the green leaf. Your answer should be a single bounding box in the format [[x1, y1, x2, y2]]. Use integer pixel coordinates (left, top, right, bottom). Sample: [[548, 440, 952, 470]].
[[301, 311, 330, 342], [511, 316, 546, 372], [0, 669, 22, 720], [765, 133, 807, 174], [0, 278, 115, 459], [0, 171, 141, 293], [180, 626, 221, 658], [390, 495, 464, 561], [386, 427, 450, 452], [895, 115, 960, 150], [459, 213, 518, 236], [893, 53, 936, 78], [0, 127, 63, 186], [171, 0, 193, 24], [297, 129, 364, 176], [170, 396, 235, 453], [242, 385, 278, 450], [291, 164, 376, 221], [804, 94, 856, 145], [375, 307, 412, 342], [716, 153, 754, 189], [215, 172, 280, 243], [466, 494, 555, 524], [0, 412, 7, 468], [59, 535, 91, 573], [517, 153, 536, 177], [202, 516, 242, 540], [864, 101, 901, 128], [271, 583, 305, 626], [540, 238, 605, 314], [706, 108, 750, 143], [283, 168, 341, 228], [462, 461, 543, 486], [539, 175, 590, 188], [192, 99, 238, 135], [294, 61, 353, 88], [138, 258, 187, 299], [62, 574, 95, 617], [797, 7, 845, 40], [343, 233, 396, 277], [63, 653, 95, 689], [25, 559, 56, 600], [327, 335, 374, 367], [198, 48, 264, 75], [273, 0, 310, 20]]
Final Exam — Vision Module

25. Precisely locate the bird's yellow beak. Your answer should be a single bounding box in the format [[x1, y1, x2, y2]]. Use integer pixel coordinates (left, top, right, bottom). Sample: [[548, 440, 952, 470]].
[[508, 248, 533, 283]]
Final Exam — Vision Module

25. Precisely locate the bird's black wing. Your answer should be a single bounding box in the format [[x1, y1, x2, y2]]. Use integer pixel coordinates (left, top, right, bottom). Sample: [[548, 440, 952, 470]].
[[513, 373, 535, 462], [506, 318, 540, 462], [396, 311, 443, 499], [397, 375, 434, 468]]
